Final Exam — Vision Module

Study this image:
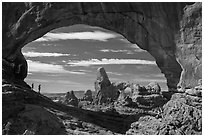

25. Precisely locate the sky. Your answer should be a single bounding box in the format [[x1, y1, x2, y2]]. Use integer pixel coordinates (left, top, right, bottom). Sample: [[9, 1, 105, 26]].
[[22, 24, 167, 93]]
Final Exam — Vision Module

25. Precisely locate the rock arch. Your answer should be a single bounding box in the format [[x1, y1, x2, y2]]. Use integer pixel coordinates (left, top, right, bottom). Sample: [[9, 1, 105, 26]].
[[2, 2, 201, 91]]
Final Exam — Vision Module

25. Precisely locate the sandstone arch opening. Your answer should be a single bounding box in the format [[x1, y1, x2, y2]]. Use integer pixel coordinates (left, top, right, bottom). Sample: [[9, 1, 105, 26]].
[[22, 24, 168, 94], [2, 2, 190, 92], [2, 3, 202, 135]]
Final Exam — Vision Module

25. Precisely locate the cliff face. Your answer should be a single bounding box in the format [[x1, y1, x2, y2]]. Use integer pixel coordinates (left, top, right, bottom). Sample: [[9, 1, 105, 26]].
[[176, 3, 202, 88], [2, 2, 201, 90]]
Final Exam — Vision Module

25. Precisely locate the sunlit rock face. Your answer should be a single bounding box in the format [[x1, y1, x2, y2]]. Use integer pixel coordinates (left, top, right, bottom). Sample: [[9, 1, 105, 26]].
[[176, 3, 202, 89], [2, 2, 201, 90]]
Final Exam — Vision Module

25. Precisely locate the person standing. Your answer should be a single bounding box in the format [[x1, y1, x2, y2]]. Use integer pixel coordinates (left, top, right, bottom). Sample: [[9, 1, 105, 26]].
[[31, 83, 34, 90], [38, 84, 41, 93]]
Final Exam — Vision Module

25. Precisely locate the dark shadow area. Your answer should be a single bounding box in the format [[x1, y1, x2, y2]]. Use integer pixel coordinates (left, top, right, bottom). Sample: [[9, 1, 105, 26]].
[[3, 86, 152, 134], [42, 99, 150, 134]]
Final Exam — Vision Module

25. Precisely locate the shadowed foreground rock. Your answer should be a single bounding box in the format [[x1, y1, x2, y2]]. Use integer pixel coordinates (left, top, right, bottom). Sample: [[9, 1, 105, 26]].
[[126, 93, 202, 135], [3, 104, 66, 135]]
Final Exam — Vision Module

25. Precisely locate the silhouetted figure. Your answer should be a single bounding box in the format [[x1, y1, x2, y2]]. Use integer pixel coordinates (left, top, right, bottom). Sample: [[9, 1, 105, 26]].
[[38, 84, 41, 93], [31, 83, 34, 90]]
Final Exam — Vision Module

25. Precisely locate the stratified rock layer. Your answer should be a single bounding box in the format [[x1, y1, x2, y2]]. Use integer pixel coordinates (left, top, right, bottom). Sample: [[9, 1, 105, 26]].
[[2, 2, 202, 90]]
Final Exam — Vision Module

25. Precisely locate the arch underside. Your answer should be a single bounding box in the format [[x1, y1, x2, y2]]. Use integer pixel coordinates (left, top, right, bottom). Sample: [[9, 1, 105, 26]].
[[3, 2, 193, 91]]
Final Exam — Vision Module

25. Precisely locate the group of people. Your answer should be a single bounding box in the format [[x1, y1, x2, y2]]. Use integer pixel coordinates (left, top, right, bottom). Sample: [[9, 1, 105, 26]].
[[31, 83, 41, 93]]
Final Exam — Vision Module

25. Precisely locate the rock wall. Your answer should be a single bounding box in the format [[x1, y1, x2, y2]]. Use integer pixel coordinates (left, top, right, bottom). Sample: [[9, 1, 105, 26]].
[[176, 3, 202, 88], [2, 2, 201, 90]]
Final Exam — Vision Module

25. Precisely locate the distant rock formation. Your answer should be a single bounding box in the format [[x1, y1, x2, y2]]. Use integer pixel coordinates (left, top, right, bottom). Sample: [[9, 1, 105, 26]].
[[132, 84, 148, 97], [133, 94, 167, 108], [95, 67, 111, 89], [116, 82, 132, 101], [130, 83, 166, 108], [63, 91, 79, 107], [94, 67, 120, 104], [145, 82, 161, 94], [115, 82, 130, 91], [82, 90, 93, 102], [117, 90, 126, 102]]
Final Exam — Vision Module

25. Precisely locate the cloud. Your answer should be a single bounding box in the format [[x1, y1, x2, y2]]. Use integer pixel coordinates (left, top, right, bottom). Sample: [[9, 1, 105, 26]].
[[133, 74, 167, 83], [72, 69, 92, 73], [106, 71, 123, 76], [142, 73, 166, 78], [35, 31, 118, 42], [100, 49, 133, 54], [26, 78, 50, 83], [27, 60, 85, 74], [67, 58, 156, 66], [26, 78, 81, 85], [23, 51, 70, 57], [134, 78, 167, 83], [54, 80, 81, 85]]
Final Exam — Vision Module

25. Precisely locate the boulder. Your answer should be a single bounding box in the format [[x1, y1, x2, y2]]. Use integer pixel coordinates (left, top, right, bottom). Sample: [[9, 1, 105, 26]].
[[126, 116, 162, 135], [63, 91, 79, 107], [82, 90, 93, 102], [160, 93, 202, 134], [145, 82, 161, 94], [132, 84, 148, 96], [116, 82, 132, 102], [115, 82, 130, 91], [117, 90, 126, 101], [126, 93, 202, 135]]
